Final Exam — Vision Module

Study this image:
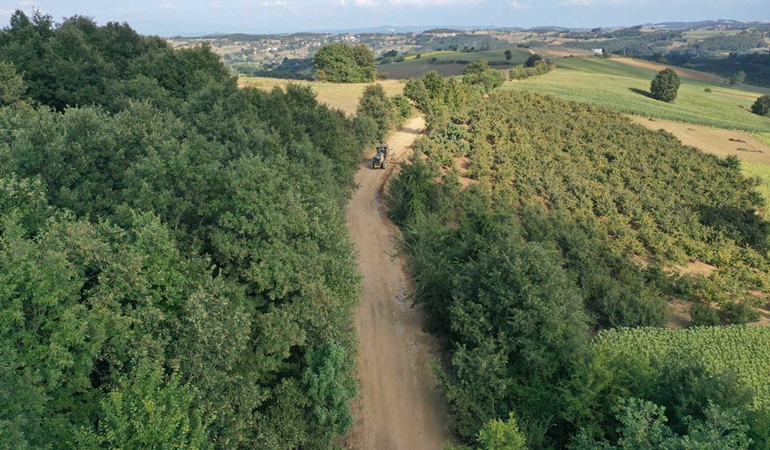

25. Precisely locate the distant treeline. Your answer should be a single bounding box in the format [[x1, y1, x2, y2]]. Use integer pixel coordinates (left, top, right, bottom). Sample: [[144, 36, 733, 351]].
[[666, 52, 770, 88]]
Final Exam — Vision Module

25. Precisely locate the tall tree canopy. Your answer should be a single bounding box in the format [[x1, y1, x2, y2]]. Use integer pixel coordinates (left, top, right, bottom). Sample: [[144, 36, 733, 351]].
[[0, 10, 363, 449]]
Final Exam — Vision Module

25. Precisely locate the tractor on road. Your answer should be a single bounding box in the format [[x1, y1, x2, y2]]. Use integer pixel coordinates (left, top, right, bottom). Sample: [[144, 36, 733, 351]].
[[371, 145, 390, 169]]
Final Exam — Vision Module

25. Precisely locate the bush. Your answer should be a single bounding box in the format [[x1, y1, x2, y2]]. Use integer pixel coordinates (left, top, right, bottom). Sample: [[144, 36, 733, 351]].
[[524, 53, 543, 68], [752, 94, 770, 116], [392, 94, 412, 120], [689, 302, 720, 326], [650, 68, 681, 102], [353, 114, 379, 145]]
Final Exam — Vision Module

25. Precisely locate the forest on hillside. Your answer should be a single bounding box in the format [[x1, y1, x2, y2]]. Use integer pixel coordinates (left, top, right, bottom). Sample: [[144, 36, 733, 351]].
[[396, 72, 770, 448], [0, 11, 363, 449]]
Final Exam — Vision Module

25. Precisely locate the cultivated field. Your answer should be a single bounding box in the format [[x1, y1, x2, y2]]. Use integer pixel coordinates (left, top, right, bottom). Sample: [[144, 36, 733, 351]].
[[503, 57, 770, 132], [238, 77, 405, 115], [378, 48, 530, 79]]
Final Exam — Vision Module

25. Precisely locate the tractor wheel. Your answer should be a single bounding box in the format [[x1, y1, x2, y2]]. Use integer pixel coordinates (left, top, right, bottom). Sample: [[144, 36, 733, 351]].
[[382, 159, 388, 169], [370, 160, 375, 169]]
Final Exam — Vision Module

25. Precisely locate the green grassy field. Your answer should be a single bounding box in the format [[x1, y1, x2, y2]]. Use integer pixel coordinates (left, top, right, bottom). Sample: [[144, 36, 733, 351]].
[[503, 57, 770, 133], [378, 48, 530, 79]]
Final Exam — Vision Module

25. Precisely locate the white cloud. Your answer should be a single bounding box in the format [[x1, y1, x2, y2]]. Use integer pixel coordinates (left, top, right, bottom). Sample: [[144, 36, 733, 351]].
[[162, 2, 175, 8], [257, 1, 294, 5], [511, 0, 528, 8], [17, 0, 37, 7], [559, 0, 638, 5], [388, 0, 483, 5]]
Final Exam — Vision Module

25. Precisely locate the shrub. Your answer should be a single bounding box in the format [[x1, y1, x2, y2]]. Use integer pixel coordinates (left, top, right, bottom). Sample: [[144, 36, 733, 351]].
[[752, 94, 770, 116], [689, 302, 720, 326]]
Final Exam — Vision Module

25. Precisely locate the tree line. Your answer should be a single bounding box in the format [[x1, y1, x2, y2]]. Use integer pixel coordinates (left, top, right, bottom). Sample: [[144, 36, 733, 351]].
[[0, 10, 364, 449]]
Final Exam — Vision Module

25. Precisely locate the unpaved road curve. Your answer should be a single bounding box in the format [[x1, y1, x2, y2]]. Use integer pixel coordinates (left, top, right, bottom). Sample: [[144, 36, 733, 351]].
[[346, 116, 453, 449]]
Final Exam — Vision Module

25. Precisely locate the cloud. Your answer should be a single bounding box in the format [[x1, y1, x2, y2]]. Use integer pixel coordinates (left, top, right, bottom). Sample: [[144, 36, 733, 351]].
[[511, 0, 528, 8], [17, 0, 36, 7], [388, 0, 483, 5], [162, 2, 175, 8], [559, 0, 638, 5], [257, 0, 294, 5], [243, 0, 294, 5]]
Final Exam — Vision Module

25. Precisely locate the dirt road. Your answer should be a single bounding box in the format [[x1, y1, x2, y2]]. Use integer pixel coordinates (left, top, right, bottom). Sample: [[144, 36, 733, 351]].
[[346, 116, 453, 449]]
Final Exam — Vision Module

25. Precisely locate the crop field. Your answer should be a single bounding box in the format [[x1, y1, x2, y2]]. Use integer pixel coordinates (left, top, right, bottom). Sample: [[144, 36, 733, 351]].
[[503, 57, 770, 132], [683, 28, 743, 40], [378, 48, 530, 79], [238, 77, 404, 115], [593, 326, 770, 410]]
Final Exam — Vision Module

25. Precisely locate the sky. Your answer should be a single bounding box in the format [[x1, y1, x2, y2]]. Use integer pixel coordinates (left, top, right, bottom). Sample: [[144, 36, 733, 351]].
[[0, 0, 768, 36]]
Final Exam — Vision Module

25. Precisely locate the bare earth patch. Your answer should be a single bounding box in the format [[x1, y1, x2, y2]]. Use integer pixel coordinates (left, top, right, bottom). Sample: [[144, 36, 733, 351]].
[[666, 300, 693, 329], [628, 116, 770, 165]]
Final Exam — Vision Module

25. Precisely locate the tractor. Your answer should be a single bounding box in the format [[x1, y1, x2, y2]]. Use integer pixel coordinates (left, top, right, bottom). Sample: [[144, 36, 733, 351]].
[[370, 144, 390, 169]]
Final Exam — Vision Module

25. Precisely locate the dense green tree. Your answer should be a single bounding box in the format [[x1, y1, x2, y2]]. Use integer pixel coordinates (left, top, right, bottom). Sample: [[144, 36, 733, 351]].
[[462, 60, 505, 93], [391, 94, 412, 119], [504, 50, 513, 61], [524, 53, 543, 68], [312, 42, 376, 83], [650, 68, 681, 102], [570, 398, 751, 450], [0, 11, 364, 450], [301, 341, 356, 448], [404, 77, 430, 112], [751, 94, 770, 116], [356, 83, 397, 141]]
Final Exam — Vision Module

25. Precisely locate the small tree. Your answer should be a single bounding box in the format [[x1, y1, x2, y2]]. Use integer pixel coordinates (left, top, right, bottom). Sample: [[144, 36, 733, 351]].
[[524, 53, 542, 68], [356, 83, 397, 141], [463, 60, 504, 93], [504, 50, 513, 61], [650, 68, 681, 103], [729, 70, 746, 86], [752, 94, 770, 116]]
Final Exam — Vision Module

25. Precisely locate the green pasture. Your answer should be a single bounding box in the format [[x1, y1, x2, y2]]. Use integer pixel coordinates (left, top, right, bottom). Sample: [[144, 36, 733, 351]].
[[379, 48, 530, 79], [503, 57, 770, 132]]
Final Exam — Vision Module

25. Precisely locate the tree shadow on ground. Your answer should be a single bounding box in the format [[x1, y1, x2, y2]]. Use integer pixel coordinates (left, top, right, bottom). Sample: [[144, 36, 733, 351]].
[[628, 87, 655, 99]]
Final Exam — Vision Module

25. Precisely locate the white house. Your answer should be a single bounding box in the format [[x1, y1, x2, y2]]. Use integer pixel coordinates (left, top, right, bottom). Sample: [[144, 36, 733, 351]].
[[592, 48, 604, 56]]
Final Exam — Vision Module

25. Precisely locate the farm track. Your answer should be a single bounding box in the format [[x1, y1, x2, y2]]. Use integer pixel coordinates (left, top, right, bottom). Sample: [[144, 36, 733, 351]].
[[345, 116, 453, 449]]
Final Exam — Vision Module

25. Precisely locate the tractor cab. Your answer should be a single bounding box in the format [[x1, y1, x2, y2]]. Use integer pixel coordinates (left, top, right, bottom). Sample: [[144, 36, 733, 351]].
[[371, 145, 390, 169]]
